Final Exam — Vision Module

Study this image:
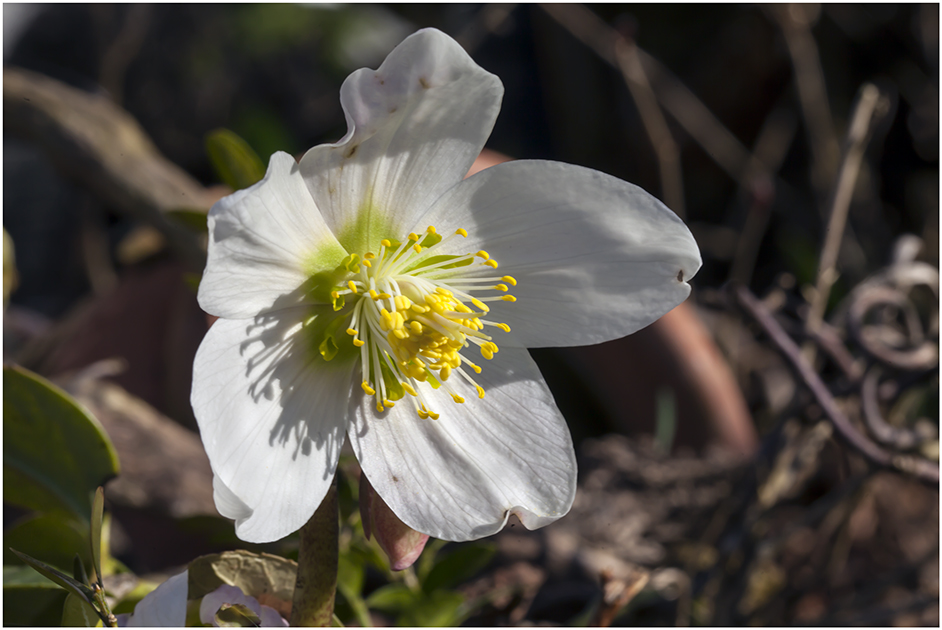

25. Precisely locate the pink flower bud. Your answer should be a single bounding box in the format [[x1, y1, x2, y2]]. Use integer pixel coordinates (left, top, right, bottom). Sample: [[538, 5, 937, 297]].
[[360, 473, 429, 571]]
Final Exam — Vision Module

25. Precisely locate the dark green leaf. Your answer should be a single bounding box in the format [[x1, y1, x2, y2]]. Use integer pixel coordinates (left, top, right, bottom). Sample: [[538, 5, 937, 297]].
[[91, 487, 104, 585], [62, 592, 104, 627], [4, 510, 91, 573], [205, 129, 266, 191], [364, 583, 415, 613], [422, 542, 496, 593], [398, 590, 465, 627], [3, 365, 120, 520], [10, 548, 96, 603], [4, 565, 69, 627], [166, 208, 209, 234], [74, 554, 90, 586]]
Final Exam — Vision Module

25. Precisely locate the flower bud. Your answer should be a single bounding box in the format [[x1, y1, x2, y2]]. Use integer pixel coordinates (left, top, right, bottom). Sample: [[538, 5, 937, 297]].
[[360, 473, 429, 571]]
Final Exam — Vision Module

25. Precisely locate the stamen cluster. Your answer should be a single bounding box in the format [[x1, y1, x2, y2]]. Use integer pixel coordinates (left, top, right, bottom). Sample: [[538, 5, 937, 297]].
[[337, 226, 516, 418]]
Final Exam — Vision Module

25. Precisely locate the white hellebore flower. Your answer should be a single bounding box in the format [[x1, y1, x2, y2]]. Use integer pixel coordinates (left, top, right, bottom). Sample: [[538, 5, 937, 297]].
[[192, 28, 700, 545]]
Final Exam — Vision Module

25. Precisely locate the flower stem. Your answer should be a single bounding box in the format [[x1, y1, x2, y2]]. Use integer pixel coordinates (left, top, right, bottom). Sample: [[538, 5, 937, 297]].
[[291, 482, 338, 627]]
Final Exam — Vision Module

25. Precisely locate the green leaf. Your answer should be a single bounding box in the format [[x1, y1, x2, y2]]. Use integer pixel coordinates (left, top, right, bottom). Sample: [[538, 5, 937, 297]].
[[187, 550, 296, 602], [421, 542, 496, 593], [62, 592, 104, 627], [364, 583, 415, 613], [3, 510, 91, 573], [398, 590, 465, 627], [10, 548, 96, 603], [90, 487, 104, 584], [4, 565, 69, 626], [3, 365, 120, 521], [166, 208, 209, 234], [206, 129, 266, 191]]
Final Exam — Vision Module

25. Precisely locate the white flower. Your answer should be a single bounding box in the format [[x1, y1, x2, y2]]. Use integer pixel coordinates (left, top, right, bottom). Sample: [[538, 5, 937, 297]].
[[192, 28, 700, 545], [119, 572, 288, 627]]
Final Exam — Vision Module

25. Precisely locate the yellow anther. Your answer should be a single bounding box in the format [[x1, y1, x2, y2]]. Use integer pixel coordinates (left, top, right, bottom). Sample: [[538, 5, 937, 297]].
[[378, 292, 392, 300], [428, 410, 440, 420], [451, 394, 465, 404], [353, 339, 365, 347], [381, 239, 392, 247], [402, 382, 417, 397], [369, 289, 379, 300], [501, 275, 517, 286], [440, 365, 452, 381], [481, 347, 494, 360], [494, 284, 508, 292], [347, 280, 358, 293], [456, 228, 468, 237], [484, 259, 498, 268], [471, 298, 489, 312], [376, 402, 384, 412], [417, 408, 429, 419], [409, 233, 420, 242], [496, 323, 511, 333], [435, 287, 453, 297], [501, 295, 516, 302], [476, 250, 490, 260], [413, 243, 423, 254], [410, 321, 423, 334], [362, 259, 371, 268], [383, 399, 395, 408], [476, 385, 485, 399], [330, 290, 340, 299], [426, 225, 437, 235], [362, 381, 376, 396], [364, 252, 376, 259], [346, 328, 358, 336]]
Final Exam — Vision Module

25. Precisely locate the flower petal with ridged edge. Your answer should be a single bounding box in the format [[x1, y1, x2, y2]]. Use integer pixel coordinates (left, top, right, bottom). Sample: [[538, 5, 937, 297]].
[[348, 347, 576, 542], [199, 151, 348, 320], [298, 28, 503, 254], [191, 312, 354, 543], [414, 159, 702, 348]]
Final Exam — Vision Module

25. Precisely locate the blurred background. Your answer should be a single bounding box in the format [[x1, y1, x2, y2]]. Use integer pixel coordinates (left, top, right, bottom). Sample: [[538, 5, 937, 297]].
[[4, 4, 938, 626]]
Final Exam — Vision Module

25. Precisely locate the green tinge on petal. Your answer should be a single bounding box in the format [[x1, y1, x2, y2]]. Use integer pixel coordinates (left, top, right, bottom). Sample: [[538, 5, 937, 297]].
[[334, 199, 397, 255], [301, 308, 358, 368], [302, 240, 349, 279], [419, 233, 442, 248]]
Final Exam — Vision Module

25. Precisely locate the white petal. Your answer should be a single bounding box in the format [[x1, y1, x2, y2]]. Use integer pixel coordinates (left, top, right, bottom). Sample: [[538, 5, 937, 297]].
[[199, 151, 348, 319], [299, 28, 503, 254], [125, 571, 188, 627], [191, 312, 355, 543], [416, 160, 702, 347], [349, 347, 576, 542]]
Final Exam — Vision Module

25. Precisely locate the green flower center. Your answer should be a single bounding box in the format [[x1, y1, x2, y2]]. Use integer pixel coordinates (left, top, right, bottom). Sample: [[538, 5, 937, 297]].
[[316, 226, 515, 419]]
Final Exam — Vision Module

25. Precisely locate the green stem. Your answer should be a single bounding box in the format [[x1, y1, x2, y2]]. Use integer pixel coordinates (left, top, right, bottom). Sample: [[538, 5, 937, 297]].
[[291, 482, 339, 627]]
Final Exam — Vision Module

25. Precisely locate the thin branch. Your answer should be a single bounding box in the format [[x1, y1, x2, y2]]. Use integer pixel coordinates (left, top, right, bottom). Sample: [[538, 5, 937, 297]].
[[614, 34, 685, 218], [732, 284, 939, 485], [804, 83, 887, 360], [539, 3, 764, 186], [767, 4, 841, 199]]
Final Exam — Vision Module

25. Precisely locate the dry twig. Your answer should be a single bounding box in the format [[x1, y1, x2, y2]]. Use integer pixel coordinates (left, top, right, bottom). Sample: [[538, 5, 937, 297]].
[[732, 284, 939, 484]]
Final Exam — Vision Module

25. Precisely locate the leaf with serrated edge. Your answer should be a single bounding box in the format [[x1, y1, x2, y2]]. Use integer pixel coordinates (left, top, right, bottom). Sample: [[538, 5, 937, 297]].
[[187, 550, 296, 604]]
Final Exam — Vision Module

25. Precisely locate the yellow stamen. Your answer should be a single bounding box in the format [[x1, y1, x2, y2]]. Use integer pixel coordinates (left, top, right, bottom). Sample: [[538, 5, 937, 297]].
[[501, 275, 517, 286], [348, 280, 358, 293]]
